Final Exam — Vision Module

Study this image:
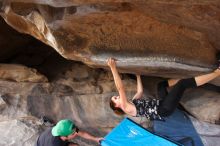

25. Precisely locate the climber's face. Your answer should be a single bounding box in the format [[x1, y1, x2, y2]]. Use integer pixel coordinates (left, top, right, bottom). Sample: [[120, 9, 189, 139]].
[[111, 95, 120, 107]]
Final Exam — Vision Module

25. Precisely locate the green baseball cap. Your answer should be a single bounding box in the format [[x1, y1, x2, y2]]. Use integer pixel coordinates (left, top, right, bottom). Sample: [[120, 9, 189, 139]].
[[52, 119, 76, 136]]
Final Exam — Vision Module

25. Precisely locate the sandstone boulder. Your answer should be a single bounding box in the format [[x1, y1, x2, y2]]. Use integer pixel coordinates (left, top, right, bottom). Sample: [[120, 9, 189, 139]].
[[0, 58, 218, 146], [0, 64, 48, 82], [181, 88, 220, 124], [1, 1, 219, 78], [0, 95, 7, 111], [0, 118, 39, 146], [190, 115, 220, 146]]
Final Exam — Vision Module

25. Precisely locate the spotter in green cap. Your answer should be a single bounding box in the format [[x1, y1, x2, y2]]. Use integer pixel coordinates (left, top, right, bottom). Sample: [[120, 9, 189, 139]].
[[52, 119, 75, 136]]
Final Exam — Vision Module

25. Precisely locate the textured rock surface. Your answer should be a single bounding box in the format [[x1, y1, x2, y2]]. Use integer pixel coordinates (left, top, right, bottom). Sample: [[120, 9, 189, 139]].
[[0, 1, 220, 146], [0, 64, 48, 82], [181, 88, 220, 124], [0, 95, 7, 111], [1, 0, 220, 77], [0, 118, 39, 146], [190, 115, 220, 146], [0, 57, 219, 145], [0, 59, 148, 146], [0, 62, 141, 127]]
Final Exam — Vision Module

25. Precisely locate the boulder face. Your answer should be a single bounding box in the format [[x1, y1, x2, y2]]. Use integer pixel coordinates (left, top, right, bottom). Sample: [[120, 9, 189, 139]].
[[0, 56, 146, 146], [0, 0, 220, 77], [0, 119, 40, 146], [0, 1, 220, 146], [0, 64, 48, 82], [0, 16, 32, 62], [0, 58, 219, 146], [181, 88, 220, 124]]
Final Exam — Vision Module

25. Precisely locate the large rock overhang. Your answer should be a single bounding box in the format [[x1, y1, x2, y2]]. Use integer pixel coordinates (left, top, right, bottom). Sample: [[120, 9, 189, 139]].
[[0, 0, 219, 78]]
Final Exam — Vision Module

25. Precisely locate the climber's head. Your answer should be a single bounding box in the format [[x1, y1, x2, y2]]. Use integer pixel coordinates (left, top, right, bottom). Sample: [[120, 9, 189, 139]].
[[109, 95, 125, 115]]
